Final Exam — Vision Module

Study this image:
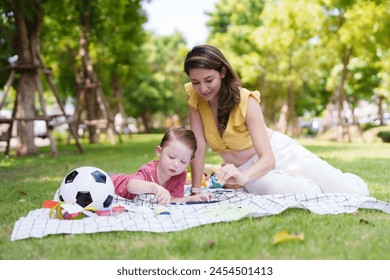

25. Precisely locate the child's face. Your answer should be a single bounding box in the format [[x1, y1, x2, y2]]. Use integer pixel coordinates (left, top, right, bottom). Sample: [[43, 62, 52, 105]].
[[156, 140, 193, 177]]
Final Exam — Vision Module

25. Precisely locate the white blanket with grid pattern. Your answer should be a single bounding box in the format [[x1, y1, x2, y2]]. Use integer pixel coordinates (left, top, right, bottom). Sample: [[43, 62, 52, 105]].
[[10, 188, 390, 241]]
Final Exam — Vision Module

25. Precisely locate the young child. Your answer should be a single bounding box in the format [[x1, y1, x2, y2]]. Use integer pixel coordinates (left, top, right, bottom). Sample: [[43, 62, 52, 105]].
[[111, 127, 213, 205]]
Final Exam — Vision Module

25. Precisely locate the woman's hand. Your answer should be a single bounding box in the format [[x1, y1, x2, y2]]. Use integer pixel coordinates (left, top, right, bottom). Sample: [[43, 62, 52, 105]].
[[153, 184, 171, 205], [216, 163, 249, 186]]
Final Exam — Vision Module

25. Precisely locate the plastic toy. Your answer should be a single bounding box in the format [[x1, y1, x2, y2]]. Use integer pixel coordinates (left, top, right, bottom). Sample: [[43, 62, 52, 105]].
[[96, 208, 111, 216], [111, 205, 126, 216], [43, 200, 84, 220], [210, 174, 223, 188]]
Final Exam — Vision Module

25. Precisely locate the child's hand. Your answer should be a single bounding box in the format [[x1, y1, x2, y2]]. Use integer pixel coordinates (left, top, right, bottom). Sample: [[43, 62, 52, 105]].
[[190, 193, 214, 202], [153, 184, 171, 205]]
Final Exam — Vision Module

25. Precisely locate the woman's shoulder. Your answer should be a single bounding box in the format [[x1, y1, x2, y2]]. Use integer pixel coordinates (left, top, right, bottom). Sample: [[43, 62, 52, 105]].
[[240, 88, 261, 104], [229, 88, 261, 125], [184, 82, 195, 96], [185, 83, 200, 110]]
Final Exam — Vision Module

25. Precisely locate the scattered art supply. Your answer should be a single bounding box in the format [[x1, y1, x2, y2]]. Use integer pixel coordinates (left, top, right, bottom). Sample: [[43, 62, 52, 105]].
[[210, 174, 223, 188], [96, 208, 111, 217], [154, 205, 170, 215], [111, 205, 126, 216]]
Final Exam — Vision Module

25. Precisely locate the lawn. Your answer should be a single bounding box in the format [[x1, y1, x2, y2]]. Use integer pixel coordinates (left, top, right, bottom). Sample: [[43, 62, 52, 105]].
[[0, 134, 389, 260]]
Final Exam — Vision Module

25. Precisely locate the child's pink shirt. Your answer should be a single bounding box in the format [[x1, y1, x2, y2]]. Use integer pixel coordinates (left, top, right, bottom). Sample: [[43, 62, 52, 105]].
[[111, 160, 186, 199]]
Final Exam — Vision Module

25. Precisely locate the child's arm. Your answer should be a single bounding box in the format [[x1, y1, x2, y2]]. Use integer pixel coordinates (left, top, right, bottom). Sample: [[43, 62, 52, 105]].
[[171, 193, 214, 203], [127, 179, 171, 205]]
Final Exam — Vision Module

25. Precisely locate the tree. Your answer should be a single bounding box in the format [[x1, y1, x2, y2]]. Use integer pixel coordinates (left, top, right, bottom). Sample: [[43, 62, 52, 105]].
[[207, 0, 327, 134], [253, 0, 328, 135], [206, 0, 272, 117], [42, 0, 147, 143], [375, 51, 390, 125], [0, 3, 15, 85], [321, 0, 390, 141], [0, 0, 46, 155], [125, 32, 189, 132], [206, 0, 389, 138], [207, 0, 266, 86]]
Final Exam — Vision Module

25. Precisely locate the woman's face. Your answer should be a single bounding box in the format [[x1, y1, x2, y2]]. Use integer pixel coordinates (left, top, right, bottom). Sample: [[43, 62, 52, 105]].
[[188, 68, 224, 102]]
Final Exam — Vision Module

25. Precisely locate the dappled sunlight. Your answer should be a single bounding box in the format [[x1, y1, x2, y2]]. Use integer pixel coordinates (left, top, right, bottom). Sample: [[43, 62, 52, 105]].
[[0, 157, 16, 167], [21, 175, 62, 184], [300, 141, 390, 160]]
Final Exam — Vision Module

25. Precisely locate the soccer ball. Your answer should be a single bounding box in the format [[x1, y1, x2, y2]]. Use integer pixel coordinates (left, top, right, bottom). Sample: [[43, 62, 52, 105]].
[[58, 166, 114, 209]]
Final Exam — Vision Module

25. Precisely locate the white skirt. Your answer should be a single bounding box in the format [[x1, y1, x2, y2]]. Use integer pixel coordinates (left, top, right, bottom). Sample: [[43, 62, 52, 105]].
[[238, 131, 369, 195]]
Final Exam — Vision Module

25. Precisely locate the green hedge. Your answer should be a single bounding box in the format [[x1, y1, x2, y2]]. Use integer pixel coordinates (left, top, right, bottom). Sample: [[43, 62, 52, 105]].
[[377, 131, 390, 143]]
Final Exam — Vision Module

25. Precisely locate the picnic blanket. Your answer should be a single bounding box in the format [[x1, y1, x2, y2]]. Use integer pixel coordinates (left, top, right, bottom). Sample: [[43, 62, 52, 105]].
[[10, 187, 390, 241]]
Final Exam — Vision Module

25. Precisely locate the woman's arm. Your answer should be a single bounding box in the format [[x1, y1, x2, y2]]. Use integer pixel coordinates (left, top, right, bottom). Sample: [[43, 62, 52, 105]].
[[242, 97, 276, 179], [215, 97, 275, 186], [188, 105, 207, 189]]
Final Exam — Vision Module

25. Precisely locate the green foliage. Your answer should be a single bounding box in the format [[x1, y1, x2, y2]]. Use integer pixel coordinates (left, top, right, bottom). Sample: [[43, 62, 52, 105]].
[[207, 0, 330, 122], [207, 0, 265, 48], [125, 32, 189, 131], [207, 0, 266, 71], [377, 131, 390, 143], [41, 0, 147, 100], [0, 5, 15, 83], [38, 0, 189, 131], [0, 135, 389, 259], [206, 0, 390, 125], [321, 0, 390, 107], [253, 0, 328, 114], [344, 58, 381, 104]]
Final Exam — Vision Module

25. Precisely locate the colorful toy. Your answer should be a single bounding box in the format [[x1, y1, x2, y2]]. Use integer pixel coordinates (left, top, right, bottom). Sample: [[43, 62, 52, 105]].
[[210, 174, 223, 188], [43, 201, 84, 220], [111, 205, 126, 216], [96, 208, 111, 216], [58, 166, 115, 209]]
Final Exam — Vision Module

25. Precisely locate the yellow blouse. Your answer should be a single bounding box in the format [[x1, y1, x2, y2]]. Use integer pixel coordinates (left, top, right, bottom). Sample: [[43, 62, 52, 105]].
[[185, 82, 261, 152]]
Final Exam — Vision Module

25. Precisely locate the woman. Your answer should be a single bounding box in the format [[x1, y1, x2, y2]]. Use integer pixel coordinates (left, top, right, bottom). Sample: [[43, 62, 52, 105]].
[[184, 44, 368, 195]]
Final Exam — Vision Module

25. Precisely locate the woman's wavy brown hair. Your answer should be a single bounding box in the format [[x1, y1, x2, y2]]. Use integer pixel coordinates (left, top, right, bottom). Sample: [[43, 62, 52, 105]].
[[184, 45, 241, 134]]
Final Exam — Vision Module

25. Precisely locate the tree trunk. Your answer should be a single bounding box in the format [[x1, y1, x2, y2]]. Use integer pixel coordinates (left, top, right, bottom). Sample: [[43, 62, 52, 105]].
[[286, 80, 300, 137], [111, 76, 128, 134], [376, 94, 384, 125], [140, 110, 151, 133], [111, 76, 126, 117], [79, 29, 99, 144], [277, 104, 288, 134], [12, 1, 44, 155], [77, 3, 116, 144], [334, 47, 353, 142], [15, 71, 37, 155], [277, 80, 300, 137]]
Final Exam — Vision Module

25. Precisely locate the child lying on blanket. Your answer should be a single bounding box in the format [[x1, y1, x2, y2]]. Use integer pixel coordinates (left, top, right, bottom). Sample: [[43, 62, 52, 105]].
[[111, 127, 213, 205]]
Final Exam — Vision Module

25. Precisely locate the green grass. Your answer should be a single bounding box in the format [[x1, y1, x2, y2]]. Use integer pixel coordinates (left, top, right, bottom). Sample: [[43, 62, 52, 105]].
[[0, 134, 389, 260]]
